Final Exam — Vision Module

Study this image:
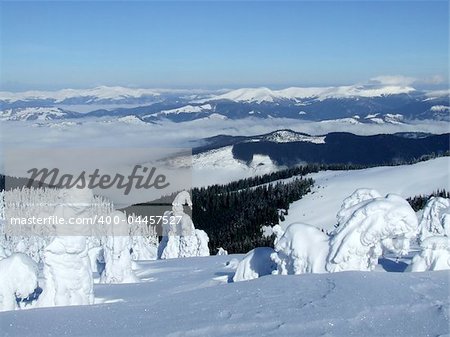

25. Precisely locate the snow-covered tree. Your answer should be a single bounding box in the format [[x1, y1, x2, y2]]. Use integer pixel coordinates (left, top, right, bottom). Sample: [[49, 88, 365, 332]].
[[0, 253, 38, 311], [127, 212, 158, 261], [327, 194, 418, 272], [158, 191, 210, 259], [233, 247, 277, 282], [216, 247, 228, 256], [0, 190, 5, 222], [39, 188, 95, 307], [195, 229, 210, 257], [0, 246, 8, 260], [1, 186, 113, 264], [417, 197, 450, 242], [271, 223, 329, 275], [100, 211, 138, 284], [409, 236, 450, 272]]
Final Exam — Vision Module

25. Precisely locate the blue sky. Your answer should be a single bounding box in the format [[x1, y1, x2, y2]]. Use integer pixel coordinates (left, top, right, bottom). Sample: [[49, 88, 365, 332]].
[[0, 1, 448, 90]]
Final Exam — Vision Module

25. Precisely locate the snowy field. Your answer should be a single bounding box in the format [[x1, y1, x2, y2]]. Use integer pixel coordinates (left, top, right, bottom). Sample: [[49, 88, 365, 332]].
[[1, 255, 449, 337], [282, 157, 450, 231], [1, 157, 449, 337]]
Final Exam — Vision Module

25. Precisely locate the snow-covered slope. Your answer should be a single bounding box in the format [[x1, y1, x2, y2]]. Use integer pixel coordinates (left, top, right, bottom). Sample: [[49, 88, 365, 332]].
[[320, 114, 405, 125], [147, 104, 213, 117], [282, 157, 450, 231], [1, 256, 448, 337], [259, 130, 325, 144], [116, 115, 147, 125], [0, 107, 79, 121]]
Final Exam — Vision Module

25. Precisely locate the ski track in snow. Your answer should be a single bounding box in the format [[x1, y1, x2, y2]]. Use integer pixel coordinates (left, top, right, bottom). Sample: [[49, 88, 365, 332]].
[[1, 255, 448, 337]]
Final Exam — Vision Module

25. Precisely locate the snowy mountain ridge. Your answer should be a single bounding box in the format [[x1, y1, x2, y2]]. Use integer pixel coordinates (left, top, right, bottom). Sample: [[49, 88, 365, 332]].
[[207, 84, 417, 103], [0, 107, 79, 121], [1, 85, 448, 122]]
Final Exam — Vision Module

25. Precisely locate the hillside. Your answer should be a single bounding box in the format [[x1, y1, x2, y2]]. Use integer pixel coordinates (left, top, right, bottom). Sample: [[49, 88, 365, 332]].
[[281, 157, 450, 231]]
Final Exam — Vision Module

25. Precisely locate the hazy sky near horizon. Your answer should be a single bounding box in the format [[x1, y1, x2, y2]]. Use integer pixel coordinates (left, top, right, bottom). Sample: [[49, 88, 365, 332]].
[[0, 1, 448, 91]]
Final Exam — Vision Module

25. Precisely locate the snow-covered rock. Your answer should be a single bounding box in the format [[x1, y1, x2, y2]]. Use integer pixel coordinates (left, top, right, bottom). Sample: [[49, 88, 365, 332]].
[[100, 211, 138, 284], [409, 236, 450, 271], [271, 223, 329, 275], [327, 194, 418, 272], [418, 197, 450, 241], [233, 247, 277, 282], [0, 253, 38, 311]]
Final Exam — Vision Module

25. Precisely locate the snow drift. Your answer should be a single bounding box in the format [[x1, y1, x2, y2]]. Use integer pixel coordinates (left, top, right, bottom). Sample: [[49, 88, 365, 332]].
[[233, 247, 277, 282], [0, 253, 38, 311], [264, 191, 419, 277], [271, 223, 329, 275]]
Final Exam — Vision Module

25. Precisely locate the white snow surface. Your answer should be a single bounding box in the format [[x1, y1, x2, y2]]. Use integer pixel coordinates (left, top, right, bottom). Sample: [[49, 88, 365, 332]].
[[1, 255, 449, 336], [282, 157, 450, 231]]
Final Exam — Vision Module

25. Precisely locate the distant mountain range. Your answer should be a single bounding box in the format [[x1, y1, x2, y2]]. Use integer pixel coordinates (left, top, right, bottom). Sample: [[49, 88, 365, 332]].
[[1, 85, 449, 122], [192, 130, 450, 167]]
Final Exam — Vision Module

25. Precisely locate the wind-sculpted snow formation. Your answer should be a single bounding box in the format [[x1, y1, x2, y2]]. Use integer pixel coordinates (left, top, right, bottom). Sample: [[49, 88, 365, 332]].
[[38, 188, 95, 307], [327, 193, 418, 272], [233, 247, 277, 282], [409, 236, 450, 271], [336, 188, 382, 226], [417, 197, 450, 242], [236, 189, 422, 281], [271, 223, 329, 275], [0, 253, 38, 311], [100, 211, 138, 284], [158, 191, 210, 259]]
